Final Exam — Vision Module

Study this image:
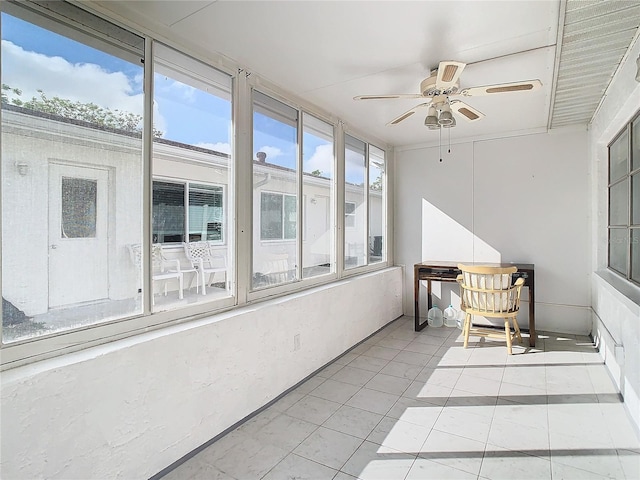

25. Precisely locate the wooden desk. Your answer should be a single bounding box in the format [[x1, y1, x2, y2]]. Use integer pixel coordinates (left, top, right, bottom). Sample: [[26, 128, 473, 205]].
[[414, 261, 536, 347]]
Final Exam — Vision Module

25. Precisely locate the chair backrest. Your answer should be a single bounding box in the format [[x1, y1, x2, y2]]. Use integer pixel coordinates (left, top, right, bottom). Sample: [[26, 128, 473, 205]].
[[263, 253, 290, 285], [183, 241, 227, 269], [184, 241, 210, 260], [128, 243, 142, 268], [457, 264, 520, 315], [129, 243, 173, 274]]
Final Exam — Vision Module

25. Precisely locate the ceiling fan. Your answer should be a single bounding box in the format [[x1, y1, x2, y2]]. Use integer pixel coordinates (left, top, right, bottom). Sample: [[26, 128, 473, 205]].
[[354, 61, 542, 128]]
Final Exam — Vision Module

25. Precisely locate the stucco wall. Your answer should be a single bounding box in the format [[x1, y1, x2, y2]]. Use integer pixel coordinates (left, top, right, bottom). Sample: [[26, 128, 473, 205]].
[[394, 129, 590, 334], [0, 266, 403, 479]]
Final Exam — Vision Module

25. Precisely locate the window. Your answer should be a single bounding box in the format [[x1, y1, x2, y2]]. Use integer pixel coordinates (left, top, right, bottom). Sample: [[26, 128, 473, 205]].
[[302, 113, 335, 278], [152, 43, 233, 311], [343, 135, 386, 269], [0, 1, 388, 365], [1, 2, 145, 343], [153, 181, 224, 244], [368, 145, 386, 263], [260, 192, 296, 240], [252, 91, 299, 289], [608, 111, 640, 283]]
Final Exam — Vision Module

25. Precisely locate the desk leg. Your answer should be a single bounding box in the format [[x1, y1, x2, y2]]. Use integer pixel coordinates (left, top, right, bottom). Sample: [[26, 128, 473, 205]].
[[414, 275, 429, 332], [414, 268, 420, 331], [528, 286, 536, 347]]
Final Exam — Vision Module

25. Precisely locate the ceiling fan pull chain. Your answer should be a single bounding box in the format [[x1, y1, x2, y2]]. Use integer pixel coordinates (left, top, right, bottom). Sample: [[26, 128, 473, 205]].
[[448, 126, 451, 154], [439, 127, 443, 162]]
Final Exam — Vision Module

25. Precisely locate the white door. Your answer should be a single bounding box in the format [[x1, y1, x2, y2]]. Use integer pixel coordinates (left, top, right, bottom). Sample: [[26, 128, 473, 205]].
[[48, 163, 109, 307]]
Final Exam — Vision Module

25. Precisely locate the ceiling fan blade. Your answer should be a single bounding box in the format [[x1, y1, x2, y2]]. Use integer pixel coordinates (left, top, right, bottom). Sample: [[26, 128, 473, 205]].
[[458, 79, 542, 97], [450, 100, 485, 122], [386, 102, 432, 126], [354, 94, 424, 100], [435, 61, 466, 91]]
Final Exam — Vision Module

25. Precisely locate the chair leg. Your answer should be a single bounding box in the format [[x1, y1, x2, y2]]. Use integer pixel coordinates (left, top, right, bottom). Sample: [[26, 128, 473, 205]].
[[504, 318, 513, 355], [178, 274, 184, 300], [200, 270, 207, 295], [463, 313, 471, 348], [513, 317, 523, 344]]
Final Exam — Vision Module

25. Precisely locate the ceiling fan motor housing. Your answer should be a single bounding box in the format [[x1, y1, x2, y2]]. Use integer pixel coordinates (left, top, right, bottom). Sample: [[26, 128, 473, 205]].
[[420, 70, 459, 97]]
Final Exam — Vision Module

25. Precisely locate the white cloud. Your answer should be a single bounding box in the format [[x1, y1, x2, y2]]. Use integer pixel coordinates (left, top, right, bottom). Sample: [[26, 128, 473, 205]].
[[345, 147, 366, 184], [305, 143, 334, 176], [256, 145, 283, 160], [1, 40, 143, 115], [195, 142, 232, 154]]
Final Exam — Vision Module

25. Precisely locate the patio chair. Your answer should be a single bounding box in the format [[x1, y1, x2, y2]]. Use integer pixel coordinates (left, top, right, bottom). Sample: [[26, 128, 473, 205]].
[[456, 264, 524, 354], [128, 243, 184, 305], [182, 241, 228, 295], [262, 253, 291, 285]]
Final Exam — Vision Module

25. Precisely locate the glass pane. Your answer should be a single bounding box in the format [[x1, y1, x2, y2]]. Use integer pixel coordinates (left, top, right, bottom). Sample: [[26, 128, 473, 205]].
[[284, 194, 297, 239], [345, 135, 367, 269], [302, 113, 334, 278], [610, 180, 628, 226], [189, 183, 223, 242], [153, 181, 185, 243], [1, 6, 144, 342], [632, 229, 640, 283], [252, 92, 298, 289], [61, 177, 97, 238], [610, 129, 628, 183], [368, 145, 385, 264], [609, 228, 628, 275], [633, 116, 640, 171], [633, 174, 640, 225], [260, 192, 283, 240], [153, 43, 233, 310]]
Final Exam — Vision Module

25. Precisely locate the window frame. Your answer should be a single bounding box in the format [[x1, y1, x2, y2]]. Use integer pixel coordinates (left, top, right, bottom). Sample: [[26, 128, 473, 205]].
[[0, 1, 391, 369], [608, 109, 640, 284]]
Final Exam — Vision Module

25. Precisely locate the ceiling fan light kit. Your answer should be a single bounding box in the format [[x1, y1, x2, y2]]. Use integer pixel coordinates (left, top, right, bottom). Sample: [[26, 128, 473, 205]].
[[438, 104, 454, 126]]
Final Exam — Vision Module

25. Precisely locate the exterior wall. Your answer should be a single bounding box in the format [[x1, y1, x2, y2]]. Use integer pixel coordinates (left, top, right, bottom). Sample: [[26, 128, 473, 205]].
[[589, 36, 640, 432], [0, 266, 403, 479], [1, 110, 143, 316], [395, 129, 591, 334]]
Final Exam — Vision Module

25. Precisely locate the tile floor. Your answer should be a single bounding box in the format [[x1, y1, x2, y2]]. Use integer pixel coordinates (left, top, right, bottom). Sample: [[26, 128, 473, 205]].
[[161, 316, 640, 480]]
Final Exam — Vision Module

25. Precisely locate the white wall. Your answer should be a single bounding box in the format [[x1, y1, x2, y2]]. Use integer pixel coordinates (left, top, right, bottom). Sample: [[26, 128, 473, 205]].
[[395, 129, 591, 334], [0, 266, 403, 479], [589, 35, 640, 432]]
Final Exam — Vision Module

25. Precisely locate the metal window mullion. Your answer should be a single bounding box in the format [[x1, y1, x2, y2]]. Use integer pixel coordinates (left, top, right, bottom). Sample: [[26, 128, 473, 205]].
[[336, 123, 345, 278], [364, 143, 370, 266], [142, 37, 154, 314], [235, 71, 252, 302], [185, 182, 190, 242], [297, 116, 303, 280], [628, 123, 633, 280]]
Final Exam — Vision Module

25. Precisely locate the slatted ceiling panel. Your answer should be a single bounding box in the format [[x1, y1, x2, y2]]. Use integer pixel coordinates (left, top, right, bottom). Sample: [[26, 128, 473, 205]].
[[562, 30, 635, 55], [549, 0, 640, 129]]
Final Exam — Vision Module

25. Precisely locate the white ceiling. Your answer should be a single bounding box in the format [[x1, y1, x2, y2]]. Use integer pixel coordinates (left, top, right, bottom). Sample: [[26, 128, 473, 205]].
[[89, 1, 634, 148]]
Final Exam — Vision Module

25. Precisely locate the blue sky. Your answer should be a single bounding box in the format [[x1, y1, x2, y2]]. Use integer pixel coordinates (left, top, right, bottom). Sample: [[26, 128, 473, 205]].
[[1, 11, 369, 183]]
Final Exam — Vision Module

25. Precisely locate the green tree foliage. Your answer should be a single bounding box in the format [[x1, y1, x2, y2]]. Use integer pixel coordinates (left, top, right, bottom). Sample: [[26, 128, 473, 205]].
[[1, 84, 162, 137], [370, 174, 383, 191]]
